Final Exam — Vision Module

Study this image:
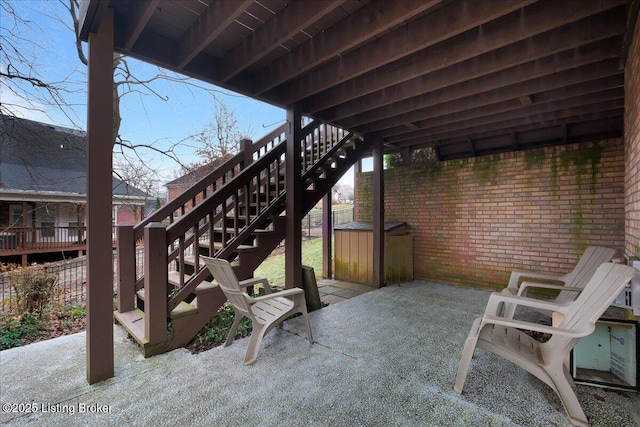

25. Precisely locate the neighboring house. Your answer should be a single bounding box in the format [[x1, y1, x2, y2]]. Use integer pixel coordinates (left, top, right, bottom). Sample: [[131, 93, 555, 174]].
[[165, 158, 230, 211], [0, 115, 148, 264]]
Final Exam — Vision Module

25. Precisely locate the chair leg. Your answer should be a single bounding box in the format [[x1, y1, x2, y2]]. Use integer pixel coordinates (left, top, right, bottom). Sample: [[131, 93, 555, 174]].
[[224, 314, 245, 348], [454, 318, 482, 394], [243, 323, 268, 365], [548, 365, 589, 427], [302, 309, 313, 344]]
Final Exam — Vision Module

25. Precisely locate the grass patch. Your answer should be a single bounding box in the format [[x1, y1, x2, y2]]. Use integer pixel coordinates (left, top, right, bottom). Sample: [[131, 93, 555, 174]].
[[254, 237, 324, 286]]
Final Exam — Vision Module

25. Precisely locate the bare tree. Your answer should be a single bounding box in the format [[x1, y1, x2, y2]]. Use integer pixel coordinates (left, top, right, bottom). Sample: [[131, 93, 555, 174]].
[[113, 158, 162, 223], [2, 0, 255, 196], [0, 1, 82, 125], [191, 102, 245, 168]]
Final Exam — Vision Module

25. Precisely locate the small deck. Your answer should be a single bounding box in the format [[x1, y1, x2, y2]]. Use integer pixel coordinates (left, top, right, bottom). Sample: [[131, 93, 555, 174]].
[[1, 281, 637, 426]]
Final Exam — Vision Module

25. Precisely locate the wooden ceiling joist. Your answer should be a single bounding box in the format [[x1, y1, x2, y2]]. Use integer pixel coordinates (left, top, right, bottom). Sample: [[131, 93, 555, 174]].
[[80, 0, 635, 160], [306, 5, 626, 114]]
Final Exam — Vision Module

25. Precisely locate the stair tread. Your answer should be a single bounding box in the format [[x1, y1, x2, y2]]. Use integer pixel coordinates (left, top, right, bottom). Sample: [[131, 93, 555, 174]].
[[168, 270, 218, 294], [133, 288, 198, 320], [199, 241, 257, 251], [114, 309, 147, 345], [170, 301, 198, 319]]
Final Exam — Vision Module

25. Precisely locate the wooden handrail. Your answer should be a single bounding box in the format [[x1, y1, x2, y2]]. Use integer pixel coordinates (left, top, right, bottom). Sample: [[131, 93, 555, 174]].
[[166, 142, 286, 243], [120, 117, 359, 319], [133, 122, 287, 241], [133, 152, 243, 240], [0, 225, 89, 253]]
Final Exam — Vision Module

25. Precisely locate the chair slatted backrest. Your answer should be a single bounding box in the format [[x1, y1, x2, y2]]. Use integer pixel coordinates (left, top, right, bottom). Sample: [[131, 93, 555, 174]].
[[556, 246, 616, 304], [202, 257, 254, 320], [559, 262, 636, 332]]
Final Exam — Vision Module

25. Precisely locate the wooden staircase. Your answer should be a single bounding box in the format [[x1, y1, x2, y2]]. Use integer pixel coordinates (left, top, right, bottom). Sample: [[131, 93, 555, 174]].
[[114, 119, 364, 356]]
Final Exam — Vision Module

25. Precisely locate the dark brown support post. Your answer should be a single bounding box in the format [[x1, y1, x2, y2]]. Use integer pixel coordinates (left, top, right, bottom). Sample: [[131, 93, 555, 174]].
[[285, 105, 302, 289], [144, 222, 168, 343], [372, 136, 385, 288], [241, 138, 253, 168], [86, 8, 114, 384], [322, 186, 332, 278], [353, 159, 361, 214], [116, 225, 135, 313], [401, 147, 411, 165]]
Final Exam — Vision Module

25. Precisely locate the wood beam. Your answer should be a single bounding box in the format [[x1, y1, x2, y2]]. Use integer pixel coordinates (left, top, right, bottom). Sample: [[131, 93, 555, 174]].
[[392, 98, 624, 148], [276, 0, 536, 105], [376, 76, 624, 139], [356, 66, 622, 135], [306, 4, 627, 113], [253, 0, 442, 95], [372, 136, 385, 288], [177, 0, 252, 69], [218, 0, 345, 82], [436, 114, 622, 159], [124, 0, 160, 50], [86, 7, 114, 384], [438, 111, 623, 151], [285, 106, 303, 289], [328, 37, 621, 125]]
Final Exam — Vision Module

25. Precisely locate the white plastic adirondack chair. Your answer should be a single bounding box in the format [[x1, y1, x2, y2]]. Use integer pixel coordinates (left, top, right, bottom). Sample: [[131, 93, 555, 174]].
[[454, 262, 637, 426], [202, 256, 313, 365], [502, 246, 615, 318]]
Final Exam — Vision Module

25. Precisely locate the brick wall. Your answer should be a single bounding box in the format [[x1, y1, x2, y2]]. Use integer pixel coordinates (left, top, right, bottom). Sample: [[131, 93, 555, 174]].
[[355, 139, 625, 289], [625, 17, 640, 259]]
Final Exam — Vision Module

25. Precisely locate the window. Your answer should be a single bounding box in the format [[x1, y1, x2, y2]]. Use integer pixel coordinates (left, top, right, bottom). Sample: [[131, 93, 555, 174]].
[[68, 221, 79, 238], [39, 204, 56, 238], [10, 206, 23, 227], [41, 222, 55, 238]]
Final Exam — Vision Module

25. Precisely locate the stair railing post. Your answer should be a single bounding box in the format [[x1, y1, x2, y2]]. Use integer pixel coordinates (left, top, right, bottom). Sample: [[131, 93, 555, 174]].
[[144, 222, 168, 344], [242, 138, 254, 168], [116, 224, 135, 313]]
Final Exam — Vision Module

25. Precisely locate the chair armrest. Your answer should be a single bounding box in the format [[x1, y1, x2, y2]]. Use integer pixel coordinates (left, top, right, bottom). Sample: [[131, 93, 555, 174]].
[[484, 291, 570, 318], [517, 281, 583, 296], [239, 277, 272, 294], [507, 270, 567, 290], [249, 288, 303, 303], [480, 315, 589, 338]]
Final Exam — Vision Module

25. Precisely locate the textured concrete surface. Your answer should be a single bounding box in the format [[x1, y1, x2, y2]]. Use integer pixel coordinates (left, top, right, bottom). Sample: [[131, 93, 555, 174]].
[[1, 281, 638, 426]]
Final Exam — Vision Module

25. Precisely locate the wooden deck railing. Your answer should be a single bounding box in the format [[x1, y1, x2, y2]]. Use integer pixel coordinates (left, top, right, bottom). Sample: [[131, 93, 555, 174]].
[[115, 118, 356, 340], [0, 226, 89, 254]]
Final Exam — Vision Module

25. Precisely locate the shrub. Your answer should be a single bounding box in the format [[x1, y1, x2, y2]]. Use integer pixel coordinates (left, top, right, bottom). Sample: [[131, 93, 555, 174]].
[[189, 304, 252, 347], [9, 265, 59, 318]]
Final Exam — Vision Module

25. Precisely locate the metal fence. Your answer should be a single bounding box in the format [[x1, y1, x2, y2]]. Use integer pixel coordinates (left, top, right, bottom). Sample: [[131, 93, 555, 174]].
[[302, 207, 354, 238], [1, 248, 144, 312], [1, 209, 353, 312]]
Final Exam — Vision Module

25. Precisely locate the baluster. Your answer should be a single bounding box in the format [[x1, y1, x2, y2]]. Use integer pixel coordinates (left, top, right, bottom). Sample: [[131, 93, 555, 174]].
[[144, 223, 168, 344], [208, 212, 214, 262], [233, 192, 239, 239], [222, 199, 228, 252], [244, 181, 250, 227], [193, 223, 199, 273], [179, 234, 185, 287], [116, 225, 135, 313]]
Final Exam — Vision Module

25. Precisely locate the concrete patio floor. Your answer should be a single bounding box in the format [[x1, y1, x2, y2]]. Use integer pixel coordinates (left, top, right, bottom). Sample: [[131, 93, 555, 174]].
[[1, 281, 638, 426]]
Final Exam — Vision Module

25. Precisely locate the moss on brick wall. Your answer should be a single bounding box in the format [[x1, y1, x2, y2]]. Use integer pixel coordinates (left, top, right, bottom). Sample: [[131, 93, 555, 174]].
[[355, 138, 625, 290]]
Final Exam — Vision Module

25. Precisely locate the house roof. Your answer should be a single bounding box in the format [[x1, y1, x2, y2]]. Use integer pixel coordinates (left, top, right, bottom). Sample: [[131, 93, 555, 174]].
[[79, 0, 637, 160], [165, 158, 228, 189], [0, 115, 148, 201]]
